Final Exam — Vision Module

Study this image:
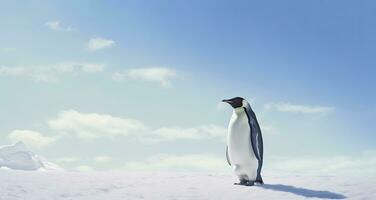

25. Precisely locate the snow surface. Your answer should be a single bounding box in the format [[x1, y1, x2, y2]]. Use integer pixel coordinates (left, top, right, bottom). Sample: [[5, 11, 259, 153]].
[[0, 142, 61, 171], [0, 170, 374, 200]]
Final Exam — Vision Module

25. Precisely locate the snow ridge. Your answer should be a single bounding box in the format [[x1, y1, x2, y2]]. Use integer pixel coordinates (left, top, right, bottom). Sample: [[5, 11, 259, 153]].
[[0, 141, 61, 171]]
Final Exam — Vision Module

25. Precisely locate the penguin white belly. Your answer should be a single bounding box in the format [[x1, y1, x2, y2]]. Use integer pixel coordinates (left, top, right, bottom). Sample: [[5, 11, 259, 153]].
[[227, 111, 258, 181]]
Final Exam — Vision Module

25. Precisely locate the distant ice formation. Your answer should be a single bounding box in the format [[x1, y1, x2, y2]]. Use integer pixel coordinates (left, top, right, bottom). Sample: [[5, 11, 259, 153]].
[[0, 141, 61, 171]]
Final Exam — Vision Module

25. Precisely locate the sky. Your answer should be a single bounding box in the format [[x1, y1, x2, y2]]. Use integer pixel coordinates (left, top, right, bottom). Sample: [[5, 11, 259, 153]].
[[0, 0, 375, 175]]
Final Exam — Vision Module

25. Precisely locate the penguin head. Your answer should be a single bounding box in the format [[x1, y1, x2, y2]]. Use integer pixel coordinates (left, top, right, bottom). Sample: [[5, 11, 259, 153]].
[[222, 97, 248, 109]]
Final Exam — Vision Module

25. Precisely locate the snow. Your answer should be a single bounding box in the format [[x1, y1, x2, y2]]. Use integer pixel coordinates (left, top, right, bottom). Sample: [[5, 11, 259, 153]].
[[0, 171, 374, 200], [0, 142, 374, 199], [0, 142, 62, 171]]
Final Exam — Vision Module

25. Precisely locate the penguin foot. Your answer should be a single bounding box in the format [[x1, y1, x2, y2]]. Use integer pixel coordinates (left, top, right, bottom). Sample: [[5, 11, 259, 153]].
[[255, 180, 264, 185], [245, 181, 255, 186], [234, 179, 248, 185], [234, 180, 254, 186], [255, 177, 264, 185]]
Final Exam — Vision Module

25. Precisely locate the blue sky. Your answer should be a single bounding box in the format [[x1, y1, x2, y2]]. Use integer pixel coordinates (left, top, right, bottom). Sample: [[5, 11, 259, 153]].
[[1, 0, 375, 174]]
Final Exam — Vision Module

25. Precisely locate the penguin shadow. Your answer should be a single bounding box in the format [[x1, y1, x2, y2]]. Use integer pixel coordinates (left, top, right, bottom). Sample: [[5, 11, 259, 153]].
[[257, 184, 346, 199]]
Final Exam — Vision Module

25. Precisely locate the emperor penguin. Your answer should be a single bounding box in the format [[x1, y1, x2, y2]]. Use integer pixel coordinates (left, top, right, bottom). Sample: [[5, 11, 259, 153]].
[[222, 97, 264, 186]]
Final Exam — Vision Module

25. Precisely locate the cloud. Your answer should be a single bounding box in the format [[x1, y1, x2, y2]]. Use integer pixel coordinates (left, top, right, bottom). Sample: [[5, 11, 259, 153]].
[[87, 37, 115, 51], [8, 130, 55, 149], [94, 156, 112, 163], [48, 110, 148, 139], [45, 21, 72, 31], [3, 110, 226, 145], [75, 165, 94, 171], [48, 110, 227, 141], [151, 125, 227, 142], [124, 154, 228, 172], [111, 72, 125, 81], [0, 62, 105, 82], [56, 62, 105, 73], [264, 103, 334, 114], [46, 110, 226, 142], [112, 67, 177, 87], [268, 151, 376, 175], [55, 157, 79, 163]]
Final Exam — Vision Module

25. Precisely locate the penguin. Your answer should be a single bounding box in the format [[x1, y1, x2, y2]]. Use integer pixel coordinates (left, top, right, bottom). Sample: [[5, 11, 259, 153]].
[[222, 97, 264, 186]]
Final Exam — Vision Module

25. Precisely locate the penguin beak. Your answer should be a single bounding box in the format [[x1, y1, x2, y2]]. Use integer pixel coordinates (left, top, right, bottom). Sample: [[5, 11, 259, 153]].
[[222, 99, 234, 107], [222, 99, 232, 103]]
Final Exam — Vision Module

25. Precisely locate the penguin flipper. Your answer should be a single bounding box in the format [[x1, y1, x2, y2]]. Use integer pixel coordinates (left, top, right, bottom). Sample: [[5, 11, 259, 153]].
[[250, 131, 261, 161], [226, 146, 231, 166], [246, 108, 263, 162]]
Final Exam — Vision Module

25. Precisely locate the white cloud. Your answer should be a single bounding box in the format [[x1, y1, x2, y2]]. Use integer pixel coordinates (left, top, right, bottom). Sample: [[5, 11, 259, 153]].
[[0, 62, 105, 82], [0, 66, 55, 82], [94, 156, 112, 163], [45, 21, 72, 32], [268, 151, 376, 175], [75, 165, 94, 171], [2, 110, 225, 144], [8, 130, 55, 149], [265, 102, 334, 114], [55, 157, 79, 163], [113, 67, 177, 87], [45, 110, 227, 142], [0, 66, 26, 76], [151, 125, 227, 142], [56, 62, 105, 73], [111, 72, 125, 81], [87, 37, 115, 51], [48, 110, 148, 139], [124, 154, 228, 172], [94, 155, 112, 163]]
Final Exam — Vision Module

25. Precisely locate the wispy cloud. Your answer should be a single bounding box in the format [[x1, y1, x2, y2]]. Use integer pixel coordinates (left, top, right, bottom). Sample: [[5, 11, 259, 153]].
[[112, 67, 177, 87], [94, 156, 113, 163], [47, 110, 226, 142], [48, 110, 147, 139], [45, 20, 72, 32], [8, 130, 56, 149], [268, 150, 376, 175], [75, 165, 94, 171], [55, 157, 80, 163], [151, 125, 227, 142], [264, 102, 334, 114], [56, 62, 105, 73], [87, 37, 115, 51], [7, 110, 226, 147], [124, 154, 228, 172], [0, 62, 105, 82]]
